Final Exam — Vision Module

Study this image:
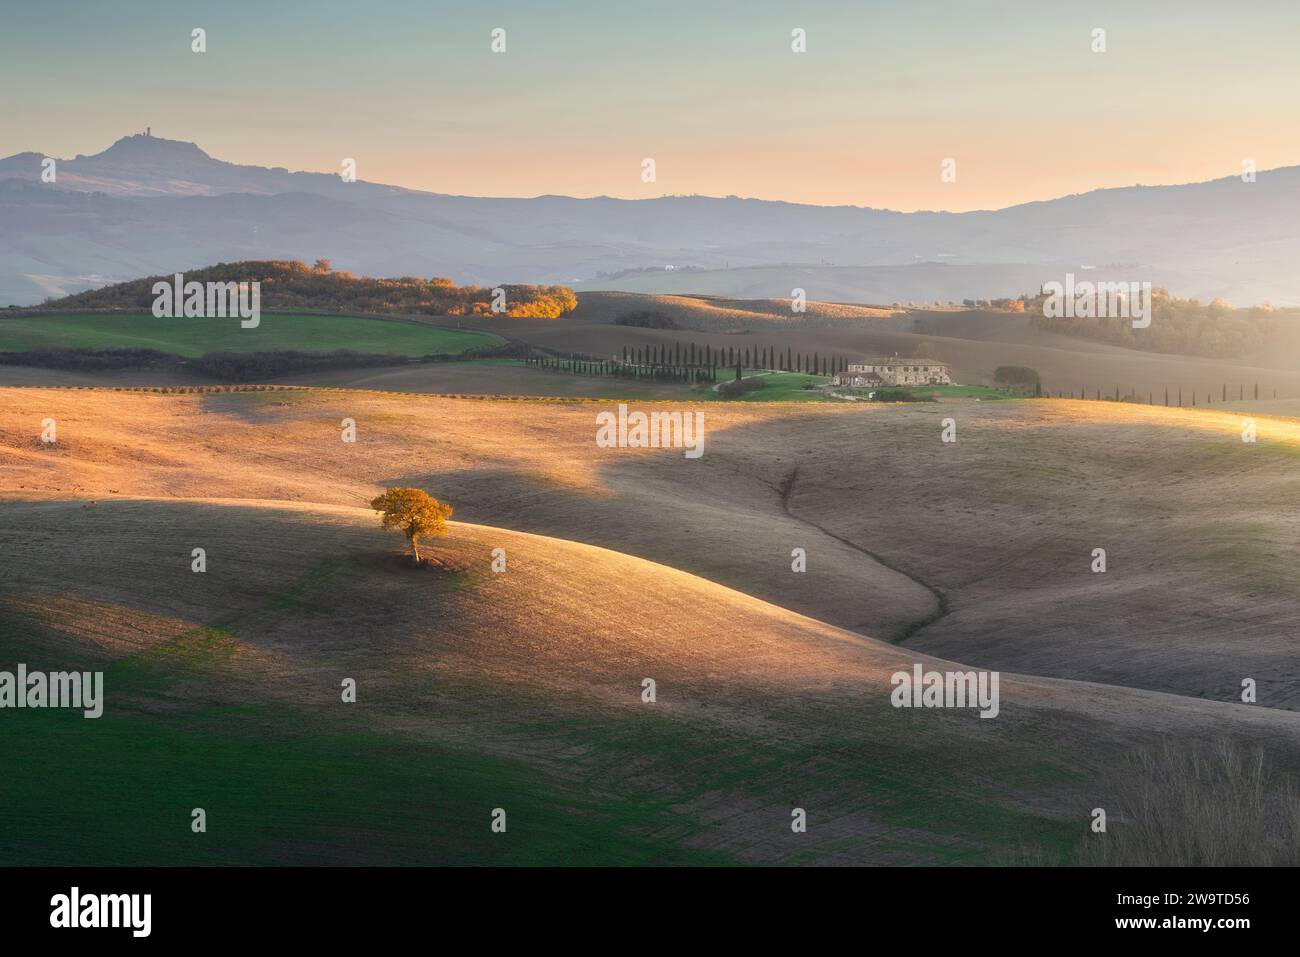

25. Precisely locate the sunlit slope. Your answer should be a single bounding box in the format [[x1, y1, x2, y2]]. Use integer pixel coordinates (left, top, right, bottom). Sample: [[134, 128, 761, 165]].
[[782, 399, 1300, 709], [3, 497, 1298, 866], [0, 387, 934, 642], [3, 388, 1299, 707], [570, 290, 895, 328]]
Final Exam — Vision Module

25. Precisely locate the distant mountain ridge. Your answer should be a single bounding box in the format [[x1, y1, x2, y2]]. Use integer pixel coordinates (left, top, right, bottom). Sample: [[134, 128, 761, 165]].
[[0, 131, 400, 199], [3, 131, 1300, 307]]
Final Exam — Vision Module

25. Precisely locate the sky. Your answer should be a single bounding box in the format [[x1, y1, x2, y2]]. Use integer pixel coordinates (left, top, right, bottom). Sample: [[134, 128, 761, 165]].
[[1, 0, 1298, 211]]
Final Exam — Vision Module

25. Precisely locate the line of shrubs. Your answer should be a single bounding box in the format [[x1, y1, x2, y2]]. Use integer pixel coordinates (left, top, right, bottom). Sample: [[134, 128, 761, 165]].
[[189, 350, 410, 381], [0, 347, 410, 381], [0, 348, 175, 371], [716, 377, 766, 398], [870, 388, 934, 402], [614, 310, 682, 330]]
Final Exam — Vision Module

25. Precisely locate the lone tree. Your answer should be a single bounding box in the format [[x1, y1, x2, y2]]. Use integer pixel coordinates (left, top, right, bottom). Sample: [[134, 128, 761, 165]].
[[369, 487, 453, 565]]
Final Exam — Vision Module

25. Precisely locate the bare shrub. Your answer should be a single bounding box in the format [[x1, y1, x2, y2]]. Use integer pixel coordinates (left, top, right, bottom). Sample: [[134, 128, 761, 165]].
[[716, 376, 765, 399], [1078, 738, 1300, 866]]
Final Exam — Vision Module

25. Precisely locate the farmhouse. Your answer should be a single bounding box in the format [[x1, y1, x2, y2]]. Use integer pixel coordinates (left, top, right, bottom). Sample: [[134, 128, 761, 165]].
[[832, 357, 952, 387]]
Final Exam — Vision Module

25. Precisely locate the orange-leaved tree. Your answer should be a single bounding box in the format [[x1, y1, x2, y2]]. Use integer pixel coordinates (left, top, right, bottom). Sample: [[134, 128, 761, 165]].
[[369, 487, 453, 564]]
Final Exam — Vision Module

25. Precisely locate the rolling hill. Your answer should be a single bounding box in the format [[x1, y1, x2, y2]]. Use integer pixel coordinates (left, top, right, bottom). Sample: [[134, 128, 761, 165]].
[[4, 386, 1300, 863], [2, 496, 1298, 866], [5, 387, 1299, 706]]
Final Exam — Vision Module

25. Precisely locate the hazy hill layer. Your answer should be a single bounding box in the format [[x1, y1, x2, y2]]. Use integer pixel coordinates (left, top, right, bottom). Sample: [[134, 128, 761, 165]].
[[7, 132, 1300, 306]]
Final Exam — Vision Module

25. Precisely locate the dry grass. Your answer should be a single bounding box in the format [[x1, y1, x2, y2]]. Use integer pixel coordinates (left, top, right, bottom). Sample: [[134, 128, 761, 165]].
[[1079, 738, 1300, 866], [571, 290, 894, 330], [6, 381, 1300, 862], [4, 388, 1300, 707], [6, 495, 1300, 864]]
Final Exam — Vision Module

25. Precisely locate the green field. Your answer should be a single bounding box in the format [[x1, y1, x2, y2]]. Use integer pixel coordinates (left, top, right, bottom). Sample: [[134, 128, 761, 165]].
[[902, 383, 1022, 399], [0, 570, 1077, 866], [822, 381, 1025, 401], [701, 371, 845, 402], [0, 312, 501, 357]]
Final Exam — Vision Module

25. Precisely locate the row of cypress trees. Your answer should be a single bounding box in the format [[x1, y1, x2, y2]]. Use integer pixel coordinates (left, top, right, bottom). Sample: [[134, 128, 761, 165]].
[[524, 355, 717, 382], [618, 343, 849, 375], [1049, 384, 1272, 404]]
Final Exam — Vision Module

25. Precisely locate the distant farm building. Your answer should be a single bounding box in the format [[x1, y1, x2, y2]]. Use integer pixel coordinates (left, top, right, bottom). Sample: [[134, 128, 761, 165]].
[[832, 357, 952, 387]]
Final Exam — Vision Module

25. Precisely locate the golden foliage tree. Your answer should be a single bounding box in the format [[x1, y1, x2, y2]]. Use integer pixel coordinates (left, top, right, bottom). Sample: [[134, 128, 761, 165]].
[[369, 487, 453, 564]]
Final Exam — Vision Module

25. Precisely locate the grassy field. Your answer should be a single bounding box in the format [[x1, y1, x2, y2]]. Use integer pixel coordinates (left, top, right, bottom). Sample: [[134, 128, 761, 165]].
[[0, 312, 501, 357], [701, 375, 1022, 403], [0, 554, 732, 866], [903, 383, 1022, 399], [8, 496, 1284, 866], [702, 371, 842, 402], [5, 389, 1300, 864]]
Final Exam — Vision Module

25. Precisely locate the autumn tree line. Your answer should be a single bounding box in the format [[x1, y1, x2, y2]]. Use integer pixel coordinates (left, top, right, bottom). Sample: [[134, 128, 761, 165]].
[[34, 259, 579, 320], [1026, 288, 1285, 358]]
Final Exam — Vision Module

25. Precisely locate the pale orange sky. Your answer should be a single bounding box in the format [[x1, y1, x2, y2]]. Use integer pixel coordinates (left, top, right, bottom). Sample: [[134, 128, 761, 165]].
[[3, 0, 1298, 211]]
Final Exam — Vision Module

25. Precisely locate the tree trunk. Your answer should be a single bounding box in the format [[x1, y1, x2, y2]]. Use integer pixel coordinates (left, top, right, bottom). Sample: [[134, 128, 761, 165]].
[[410, 533, 421, 565]]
